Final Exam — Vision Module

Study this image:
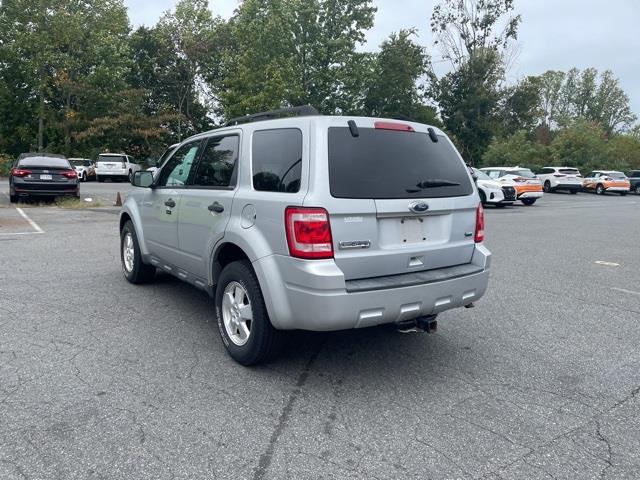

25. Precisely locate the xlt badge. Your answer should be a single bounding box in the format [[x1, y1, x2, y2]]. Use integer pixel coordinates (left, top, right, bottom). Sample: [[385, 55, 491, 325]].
[[339, 240, 371, 250]]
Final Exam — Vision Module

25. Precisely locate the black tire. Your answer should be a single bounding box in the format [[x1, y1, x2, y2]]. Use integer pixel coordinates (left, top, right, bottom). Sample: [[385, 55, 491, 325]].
[[495, 203, 507, 208], [521, 198, 537, 206], [635, 185, 640, 195], [569, 190, 578, 194], [543, 181, 551, 193], [215, 260, 283, 366], [620, 191, 627, 196], [128, 170, 133, 182], [478, 190, 487, 206], [9, 193, 17, 203], [97, 176, 104, 183], [596, 184, 605, 195], [120, 220, 155, 284]]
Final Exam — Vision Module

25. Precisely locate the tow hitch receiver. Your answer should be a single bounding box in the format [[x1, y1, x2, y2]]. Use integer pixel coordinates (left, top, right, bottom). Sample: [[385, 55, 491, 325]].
[[396, 315, 438, 334]]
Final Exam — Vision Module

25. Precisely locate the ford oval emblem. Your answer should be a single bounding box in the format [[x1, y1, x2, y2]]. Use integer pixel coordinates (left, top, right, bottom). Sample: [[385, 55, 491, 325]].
[[409, 201, 429, 213]]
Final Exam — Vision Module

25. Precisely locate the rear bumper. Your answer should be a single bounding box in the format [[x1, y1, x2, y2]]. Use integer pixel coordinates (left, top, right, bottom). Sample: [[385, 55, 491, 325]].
[[97, 170, 128, 177], [253, 245, 491, 331], [12, 182, 78, 196]]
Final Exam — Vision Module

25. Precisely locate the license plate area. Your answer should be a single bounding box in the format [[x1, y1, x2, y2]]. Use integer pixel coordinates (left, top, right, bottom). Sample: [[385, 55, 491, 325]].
[[378, 215, 449, 247], [40, 174, 52, 180]]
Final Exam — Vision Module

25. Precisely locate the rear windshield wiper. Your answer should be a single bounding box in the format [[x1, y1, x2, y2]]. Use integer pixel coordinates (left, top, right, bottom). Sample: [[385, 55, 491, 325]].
[[406, 179, 461, 192]]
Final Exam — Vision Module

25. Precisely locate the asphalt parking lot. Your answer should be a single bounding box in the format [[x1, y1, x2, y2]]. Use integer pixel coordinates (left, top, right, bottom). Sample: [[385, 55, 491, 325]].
[[1, 189, 639, 479]]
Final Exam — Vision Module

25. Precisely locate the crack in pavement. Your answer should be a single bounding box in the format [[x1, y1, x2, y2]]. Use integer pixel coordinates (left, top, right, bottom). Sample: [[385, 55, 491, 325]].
[[252, 339, 326, 480]]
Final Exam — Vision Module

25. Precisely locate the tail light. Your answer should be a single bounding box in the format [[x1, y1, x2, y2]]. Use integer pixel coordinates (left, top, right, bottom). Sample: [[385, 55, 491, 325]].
[[11, 168, 32, 177], [474, 203, 485, 243], [285, 207, 333, 259], [62, 170, 78, 178]]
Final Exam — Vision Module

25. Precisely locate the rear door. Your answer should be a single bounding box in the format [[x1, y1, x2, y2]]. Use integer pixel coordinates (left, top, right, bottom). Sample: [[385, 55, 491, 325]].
[[139, 140, 203, 266], [177, 133, 240, 279], [324, 123, 477, 280]]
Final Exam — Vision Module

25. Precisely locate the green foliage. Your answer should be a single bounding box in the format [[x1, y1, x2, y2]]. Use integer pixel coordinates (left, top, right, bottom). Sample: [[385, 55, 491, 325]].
[[0, 154, 14, 177], [433, 51, 504, 164], [549, 121, 608, 172], [607, 134, 640, 170], [216, 0, 376, 119], [483, 131, 548, 169]]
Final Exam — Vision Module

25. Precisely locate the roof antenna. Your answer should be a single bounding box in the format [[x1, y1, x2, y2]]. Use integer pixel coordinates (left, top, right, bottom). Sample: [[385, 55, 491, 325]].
[[348, 120, 359, 137], [428, 128, 439, 143]]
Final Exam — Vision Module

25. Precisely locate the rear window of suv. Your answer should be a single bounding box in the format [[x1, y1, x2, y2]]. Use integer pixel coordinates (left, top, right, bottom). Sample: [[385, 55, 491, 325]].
[[328, 127, 473, 199], [98, 155, 126, 163]]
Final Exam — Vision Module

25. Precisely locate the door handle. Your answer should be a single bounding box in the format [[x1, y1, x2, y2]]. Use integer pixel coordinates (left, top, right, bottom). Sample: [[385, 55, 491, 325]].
[[164, 198, 176, 208], [208, 202, 224, 213]]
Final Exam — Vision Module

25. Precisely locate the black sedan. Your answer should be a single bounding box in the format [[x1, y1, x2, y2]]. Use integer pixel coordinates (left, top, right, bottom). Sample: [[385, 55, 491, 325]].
[[9, 155, 79, 203]]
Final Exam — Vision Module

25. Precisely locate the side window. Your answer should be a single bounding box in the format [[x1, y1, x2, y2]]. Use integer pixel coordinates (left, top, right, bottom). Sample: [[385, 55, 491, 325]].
[[252, 129, 302, 193], [487, 170, 500, 179], [193, 135, 239, 188], [157, 140, 202, 187]]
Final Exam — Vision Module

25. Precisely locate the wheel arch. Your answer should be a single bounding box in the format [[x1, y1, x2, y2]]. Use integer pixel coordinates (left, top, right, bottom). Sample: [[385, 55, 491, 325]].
[[211, 242, 251, 287]]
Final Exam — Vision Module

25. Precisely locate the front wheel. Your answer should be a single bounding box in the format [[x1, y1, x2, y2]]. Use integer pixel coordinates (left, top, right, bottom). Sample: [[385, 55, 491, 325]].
[[596, 184, 605, 195], [569, 190, 578, 194], [121, 220, 155, 284], [521, 198, 537, 206], [215, 260, 283, 366]]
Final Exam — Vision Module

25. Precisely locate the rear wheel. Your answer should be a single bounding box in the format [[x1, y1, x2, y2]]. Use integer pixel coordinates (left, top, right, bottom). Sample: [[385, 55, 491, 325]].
[[128, 170, 133, 182], [635, 185, 640, 195], [543, 181, 551, 193], [569, 189, 578, 194], [215, 260, 283, 366], [521, 198, 537, 206], [97, 176, 104, 183], [9, 193, 17, 203], [121, 220, 155, 284], [495, 203, 507, 208], [596, 184, 605, 195], [620, 191, 627, 196]]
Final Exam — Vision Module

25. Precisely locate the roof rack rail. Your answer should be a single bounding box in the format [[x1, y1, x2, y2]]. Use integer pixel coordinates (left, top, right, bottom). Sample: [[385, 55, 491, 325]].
[[225, 105, 319, 127]]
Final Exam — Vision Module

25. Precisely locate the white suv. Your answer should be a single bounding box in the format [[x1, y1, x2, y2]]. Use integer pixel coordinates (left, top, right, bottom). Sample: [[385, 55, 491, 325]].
[[537, 167, 582, 194], [96, 153, 140, 182]]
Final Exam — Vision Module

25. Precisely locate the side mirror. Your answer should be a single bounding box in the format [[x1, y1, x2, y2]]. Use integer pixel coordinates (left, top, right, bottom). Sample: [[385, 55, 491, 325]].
[[132, 170, 154, 188]]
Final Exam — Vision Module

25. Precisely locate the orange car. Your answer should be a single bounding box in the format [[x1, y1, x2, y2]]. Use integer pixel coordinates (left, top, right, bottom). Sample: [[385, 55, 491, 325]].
[[582, 170, 630, 196], [480, 167, 544, 205]]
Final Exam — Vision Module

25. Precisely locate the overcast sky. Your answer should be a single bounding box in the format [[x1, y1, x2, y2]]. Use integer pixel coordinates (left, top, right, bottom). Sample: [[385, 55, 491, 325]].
[[125, 0, 640, 118]]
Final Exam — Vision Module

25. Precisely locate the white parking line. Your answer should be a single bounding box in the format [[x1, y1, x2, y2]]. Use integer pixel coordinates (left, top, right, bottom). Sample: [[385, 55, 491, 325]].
[[611, 287, 640, 297], [15, 207, 44, 233]]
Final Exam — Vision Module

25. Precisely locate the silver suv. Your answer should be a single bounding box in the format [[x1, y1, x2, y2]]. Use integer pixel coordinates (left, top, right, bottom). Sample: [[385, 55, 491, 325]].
[[119, 107, 491, 365]]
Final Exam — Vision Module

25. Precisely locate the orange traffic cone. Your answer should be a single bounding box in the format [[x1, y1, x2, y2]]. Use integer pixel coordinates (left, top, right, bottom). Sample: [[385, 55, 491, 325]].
[[114, 192, 122, 207]]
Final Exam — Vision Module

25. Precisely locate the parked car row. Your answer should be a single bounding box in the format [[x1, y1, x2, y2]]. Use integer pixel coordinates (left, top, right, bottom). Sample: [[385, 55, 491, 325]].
[[473, 165, 638, 207]]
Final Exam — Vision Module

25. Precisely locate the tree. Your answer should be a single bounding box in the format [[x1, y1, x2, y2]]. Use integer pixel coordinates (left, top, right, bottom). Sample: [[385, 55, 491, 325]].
[[483, 130, 548, 170], [430, 0, 521, 66], [607, 134, 640, 170], [216, 0, 376, 119], [550, 121, 608, 172], [0, 0, 131, 155], [363, 30, 435, 122], [497, 76, 541, 136], [433, 50, 504, 164], [535, 68, 636, 135]]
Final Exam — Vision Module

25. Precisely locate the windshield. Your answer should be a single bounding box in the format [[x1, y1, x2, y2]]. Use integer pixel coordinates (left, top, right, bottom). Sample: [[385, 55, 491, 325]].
[[18, 157, 70, 168], [504, 169, 535, 178], [98, 155, 125, 163], [473, 168, 492, 181], [607, 172, 626, 179], [69, 160, 89, 167], [328, 127, 473, 199]]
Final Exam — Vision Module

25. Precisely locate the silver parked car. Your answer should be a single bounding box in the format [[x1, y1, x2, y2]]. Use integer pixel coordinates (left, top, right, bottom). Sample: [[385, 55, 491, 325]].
[[119, 107, 491, 365]]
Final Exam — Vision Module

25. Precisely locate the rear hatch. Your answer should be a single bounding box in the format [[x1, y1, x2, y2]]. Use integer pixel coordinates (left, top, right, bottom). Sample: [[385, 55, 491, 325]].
[[97, 155, 126, 172], [557, 168, 582, 184], [324, 123, 477, 280]]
